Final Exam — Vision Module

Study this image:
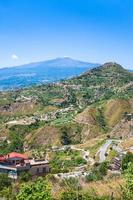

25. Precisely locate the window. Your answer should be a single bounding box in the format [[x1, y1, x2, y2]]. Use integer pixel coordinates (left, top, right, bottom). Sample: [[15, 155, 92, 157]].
[[37, 168, 39, 173], [43, 167, 46, 173]]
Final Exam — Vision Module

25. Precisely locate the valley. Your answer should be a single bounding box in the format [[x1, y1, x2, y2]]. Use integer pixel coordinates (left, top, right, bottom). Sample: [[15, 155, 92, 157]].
[[0, 62, 133, 199]]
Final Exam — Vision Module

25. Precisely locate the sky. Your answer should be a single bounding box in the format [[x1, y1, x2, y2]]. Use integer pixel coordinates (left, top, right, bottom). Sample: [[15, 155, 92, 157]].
[[0, 0, 133, 69]]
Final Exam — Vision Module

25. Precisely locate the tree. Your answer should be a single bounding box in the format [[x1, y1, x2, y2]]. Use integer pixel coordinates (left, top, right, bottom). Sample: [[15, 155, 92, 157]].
[[122, 152, 133, 171], [0, 139, 9, 154], [0, 187, 13, 200], [122, 162, 133, 200], [61, 127, 71, 145], [99, 161, 108, 176], [0, 174, 12, 191], [9, 132, 24, 153], [86, 162, 108, 183], [67, 89, 77, 104], [60, 190, 77, 200], [19, 171, 32, 182], [16, 177, 53, 200]]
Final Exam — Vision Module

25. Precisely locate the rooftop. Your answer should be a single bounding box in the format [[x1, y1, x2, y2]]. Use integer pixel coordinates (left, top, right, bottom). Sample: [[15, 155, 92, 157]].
[[0, 152, 28, 162], [6, 152, 28, 160], [29, 159, 49, 166]]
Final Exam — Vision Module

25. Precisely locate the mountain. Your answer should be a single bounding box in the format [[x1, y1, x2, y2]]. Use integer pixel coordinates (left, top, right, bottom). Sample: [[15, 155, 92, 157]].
[[16, 57, 98, 68], [0, 62, 132, 146], [0, 57, 99, 90], [0, 62, 132, 199]]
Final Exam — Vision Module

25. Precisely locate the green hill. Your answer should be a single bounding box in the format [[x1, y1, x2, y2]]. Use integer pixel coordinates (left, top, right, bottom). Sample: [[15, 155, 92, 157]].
[[0, 62, 132, 151]]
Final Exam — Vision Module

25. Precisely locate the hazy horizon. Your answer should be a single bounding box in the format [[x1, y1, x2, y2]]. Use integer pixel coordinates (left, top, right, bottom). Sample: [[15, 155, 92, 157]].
[[0, 57, 131, 70], [0, 57, 99, 69]]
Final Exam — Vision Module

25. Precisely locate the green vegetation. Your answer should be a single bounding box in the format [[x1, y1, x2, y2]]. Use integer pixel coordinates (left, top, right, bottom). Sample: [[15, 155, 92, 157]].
[[60, 177, 82, 192], [60, 190, 111, 200], [51, 112, 75, 126], [87, 139, 105, 158], [16, 177, 53, 200], [60, 127, 72, 145], [0, 63, 132, 150], [106, 149, 118, 161], [19, 171, 32, 182], [95, 109, 108, 132], [86, 162, 109, 182], [122, 152, 133, 171], [122, 162, 133, 200], [0, 131, 24, 154], [0, 139, 9, 154], [0, 63, 133, 199], [60, 124, 82, 145], [9, 131, 24, 152], [50, 149, 87, 173], [0, 174, 12, 191], [9, 122, 45, 137]]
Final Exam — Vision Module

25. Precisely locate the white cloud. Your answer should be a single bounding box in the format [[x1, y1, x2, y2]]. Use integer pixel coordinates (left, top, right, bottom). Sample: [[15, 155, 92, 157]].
[[11, 54, 19, 60]]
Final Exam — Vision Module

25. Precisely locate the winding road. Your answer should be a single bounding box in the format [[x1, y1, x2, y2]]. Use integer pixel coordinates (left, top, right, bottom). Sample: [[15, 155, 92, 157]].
[[96, 139, 122, 163], [96, 140, 112, 163]]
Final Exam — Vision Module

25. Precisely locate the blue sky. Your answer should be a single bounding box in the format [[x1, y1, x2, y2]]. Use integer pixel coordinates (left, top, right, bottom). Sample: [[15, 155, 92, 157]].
[[0, 0, 133, 69]]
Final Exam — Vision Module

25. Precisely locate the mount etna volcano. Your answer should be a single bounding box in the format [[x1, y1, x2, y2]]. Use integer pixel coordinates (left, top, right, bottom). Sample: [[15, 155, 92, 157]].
[[0, 57, 99, 90]]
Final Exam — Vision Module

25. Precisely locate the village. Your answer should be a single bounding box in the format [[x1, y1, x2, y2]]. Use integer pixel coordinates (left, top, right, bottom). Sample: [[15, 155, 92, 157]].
[[0, 134, 133, 180], [0, 91, 132, 181]]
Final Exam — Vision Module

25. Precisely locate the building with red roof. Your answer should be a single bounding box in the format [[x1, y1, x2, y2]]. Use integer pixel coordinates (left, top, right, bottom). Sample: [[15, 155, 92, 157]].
[[6, 152, 28, 160], [0, 152, 50, 179], [0, 155, 6, 162]]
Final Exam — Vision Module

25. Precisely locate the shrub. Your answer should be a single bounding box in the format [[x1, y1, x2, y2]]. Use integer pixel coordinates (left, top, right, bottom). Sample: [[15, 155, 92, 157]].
[[0, 174, 12, 190], [99, 162, 108, 176], [60, 127, 71, 145], [16, 177, 53, 200], [60, 190, 77, 200], [61, 177, 81, 191], [60, 190, 111, 200], [122, 162, 133, 200], [86, 162, 108, 182], [19, 171, 32, 182], [75, 156, 87, 165], [122, 152, 133, 171]]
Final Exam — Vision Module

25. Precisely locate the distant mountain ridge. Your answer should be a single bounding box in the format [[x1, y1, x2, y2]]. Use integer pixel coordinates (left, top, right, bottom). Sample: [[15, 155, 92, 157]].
[[0, 57, 99, 90], [0, 57, 99, 69]]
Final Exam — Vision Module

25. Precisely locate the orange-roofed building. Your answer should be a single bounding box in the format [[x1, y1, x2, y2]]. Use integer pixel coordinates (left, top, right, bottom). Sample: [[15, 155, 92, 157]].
[[6, 152, 28, 160], [0, 155, 6, 162], [0, 152, 50, 179]]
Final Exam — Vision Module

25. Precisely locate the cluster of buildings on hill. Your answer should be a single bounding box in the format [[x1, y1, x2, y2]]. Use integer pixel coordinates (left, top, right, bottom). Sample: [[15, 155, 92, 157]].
[[0, 143, 133, 180], [0, 152, 50, 179]]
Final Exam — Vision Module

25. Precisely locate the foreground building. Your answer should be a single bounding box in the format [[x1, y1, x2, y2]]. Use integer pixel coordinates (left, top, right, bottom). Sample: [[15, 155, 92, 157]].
[[0, 152, 50, 179]]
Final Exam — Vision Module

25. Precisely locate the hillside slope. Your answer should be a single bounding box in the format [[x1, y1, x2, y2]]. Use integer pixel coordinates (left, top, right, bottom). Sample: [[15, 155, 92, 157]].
[[0, 62, 132, 151]]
